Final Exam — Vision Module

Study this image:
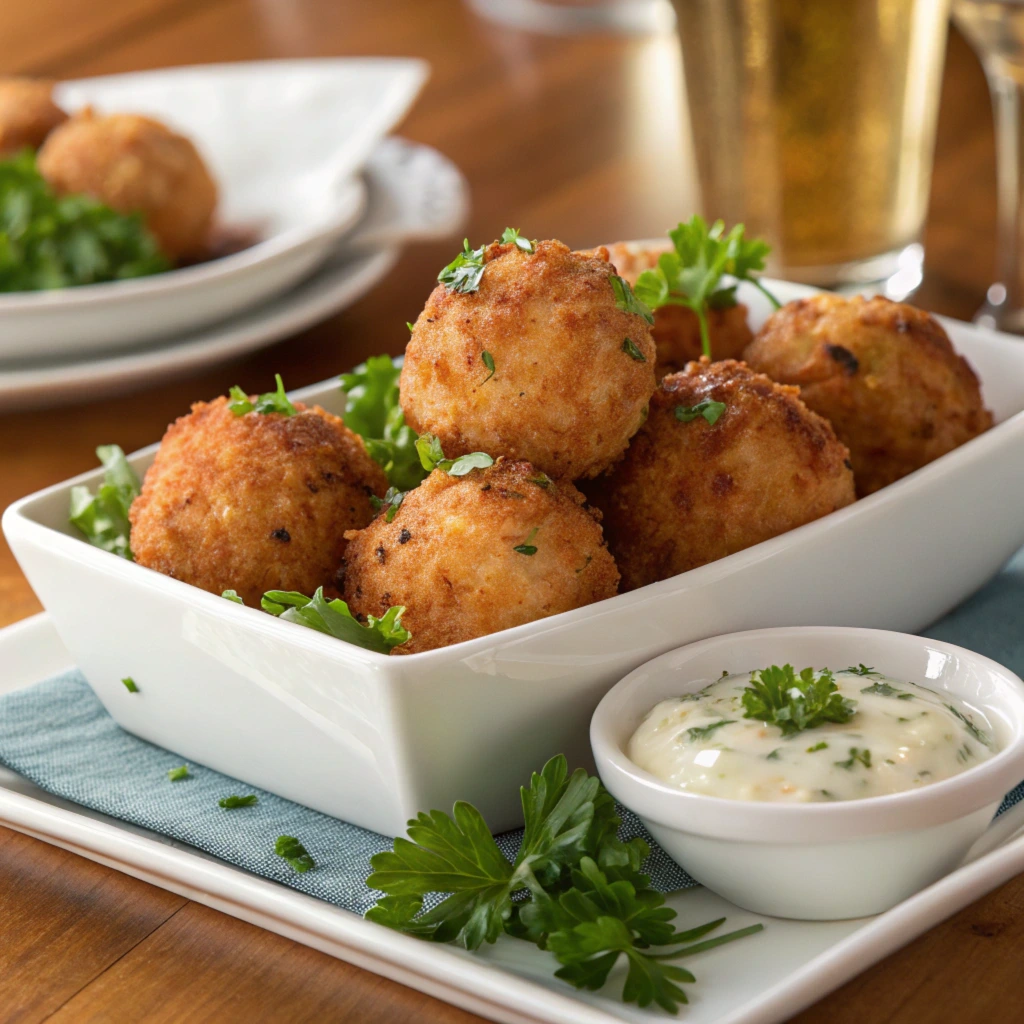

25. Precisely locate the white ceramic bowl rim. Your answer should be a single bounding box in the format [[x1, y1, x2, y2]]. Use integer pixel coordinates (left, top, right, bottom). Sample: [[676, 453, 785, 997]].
[[591, 627, 1024, 843]]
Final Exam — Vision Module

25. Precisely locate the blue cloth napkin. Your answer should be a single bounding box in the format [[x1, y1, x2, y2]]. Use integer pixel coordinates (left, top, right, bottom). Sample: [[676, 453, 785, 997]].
[[1, 549, 1022, 913]]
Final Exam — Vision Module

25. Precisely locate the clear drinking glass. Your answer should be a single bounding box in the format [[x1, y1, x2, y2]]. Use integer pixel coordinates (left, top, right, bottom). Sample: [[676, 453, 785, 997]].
[[670, 0, 952, 298], [954, 0, 1024, 332]]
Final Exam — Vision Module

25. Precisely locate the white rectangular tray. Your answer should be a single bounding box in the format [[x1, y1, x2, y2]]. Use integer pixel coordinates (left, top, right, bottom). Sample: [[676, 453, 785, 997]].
[[3, 613, 1024, 1024]]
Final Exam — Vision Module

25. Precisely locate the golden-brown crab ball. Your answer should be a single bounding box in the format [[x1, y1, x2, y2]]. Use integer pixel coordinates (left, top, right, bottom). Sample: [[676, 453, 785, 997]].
[[129, 396, 388, 608], [400, 239, 657, 480], [341, 458, 619, 654], [605, 241, 753, 375], [38, 111, 217, 260], [585, 359, 855, 591], [743, 295, 993, 496], [0, 78, 68, 156]]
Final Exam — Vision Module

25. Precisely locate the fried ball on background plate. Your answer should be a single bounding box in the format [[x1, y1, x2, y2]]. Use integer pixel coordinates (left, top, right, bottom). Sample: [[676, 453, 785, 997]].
[[743, 294, 993, 496], [38, 111, 217, 260], [585, 359, 856, 591], [400, 238, 656, 480], [130, 395, 388, 607], [0, 78, 67, 156], [605, 241, 753, 374], [341, 458, 619, 654]]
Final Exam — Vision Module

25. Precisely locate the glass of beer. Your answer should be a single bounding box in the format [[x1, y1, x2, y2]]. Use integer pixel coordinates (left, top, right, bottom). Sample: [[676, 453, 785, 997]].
[[954, 0, 1024, 333], [670, 0, 951, 297]]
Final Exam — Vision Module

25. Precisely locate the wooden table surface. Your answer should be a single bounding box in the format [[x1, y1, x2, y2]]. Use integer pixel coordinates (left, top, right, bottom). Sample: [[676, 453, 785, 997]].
[[0, 3, 1020, 1022]]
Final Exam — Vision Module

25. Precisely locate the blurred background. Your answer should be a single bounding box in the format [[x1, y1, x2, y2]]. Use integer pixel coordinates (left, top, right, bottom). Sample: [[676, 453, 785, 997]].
[[0, 0, 1009, 624]]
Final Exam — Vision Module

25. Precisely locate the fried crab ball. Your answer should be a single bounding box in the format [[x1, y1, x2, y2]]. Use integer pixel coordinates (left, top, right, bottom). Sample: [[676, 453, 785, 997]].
[[585, 359, 855, 591], [341, 458, 619, 654], [743, 295, 993, 496], [400, 239, 657, 480], [0, 78, 67, 156], [605, 241, 753, 375], [38, 111, 217, 260], [129, 396, 388, 608]]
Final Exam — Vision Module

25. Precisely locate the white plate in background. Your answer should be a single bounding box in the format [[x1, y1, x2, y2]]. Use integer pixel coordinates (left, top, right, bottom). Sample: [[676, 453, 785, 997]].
[[0, 59, 429, 361], [2, 614, 1024, 1024], [0, 137, 468, 411]]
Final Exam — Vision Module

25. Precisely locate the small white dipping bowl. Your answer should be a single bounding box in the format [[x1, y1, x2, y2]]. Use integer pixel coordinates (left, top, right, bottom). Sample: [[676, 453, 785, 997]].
[[591, 626, 1024, 920]]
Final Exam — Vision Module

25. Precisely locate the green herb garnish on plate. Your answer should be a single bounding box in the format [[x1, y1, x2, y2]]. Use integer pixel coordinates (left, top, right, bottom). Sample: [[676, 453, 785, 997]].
[[168, 765, 190, 782], [261, 587, 409, 654], [0, 149, 170, 292], [633, 216, 779, 358], [340, 354, 425, 491], [121, 677, 139, 693], [68, 444, 141, 560], [742, 665, 856, 736], [219, 794, 258, 809], [275, 835, 315, 873], [364, 754, 762, 1014]]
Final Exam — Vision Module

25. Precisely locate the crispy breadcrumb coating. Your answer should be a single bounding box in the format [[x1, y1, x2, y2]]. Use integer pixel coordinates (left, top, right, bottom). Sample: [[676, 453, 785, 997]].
[[585, 359, 855, 591], [341, 458, 619, 653], [605, 241, 753, 375], [130, 396, 387, 607], [38, 110, 217, 260], [743, 295, 993, 495], [400, 239, 656, 479], [0, 78, 67, 156]]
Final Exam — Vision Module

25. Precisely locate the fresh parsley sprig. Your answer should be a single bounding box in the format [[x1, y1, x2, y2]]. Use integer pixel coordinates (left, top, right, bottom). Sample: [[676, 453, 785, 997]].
[[415, 433, 494, 476], [633, 216, 779, 358], [365, 755, 762, 1013], [276, 835, 315, 873], [68, 444, 141, 560], [228, 374, 297, 417], [341, 355, 425, 492], [261, 587, 409, 654], [742, 665, 856, 736]]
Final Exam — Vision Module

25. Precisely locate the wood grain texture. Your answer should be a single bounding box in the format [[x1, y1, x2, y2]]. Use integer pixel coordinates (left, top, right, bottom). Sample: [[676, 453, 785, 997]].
[[0, 1, 1020, 1021]]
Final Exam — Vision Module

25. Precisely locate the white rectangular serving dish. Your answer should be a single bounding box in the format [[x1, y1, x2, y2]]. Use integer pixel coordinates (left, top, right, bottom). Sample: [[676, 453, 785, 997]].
[[6, 280, 1024, 836], [5, 616, 1024, 1024]]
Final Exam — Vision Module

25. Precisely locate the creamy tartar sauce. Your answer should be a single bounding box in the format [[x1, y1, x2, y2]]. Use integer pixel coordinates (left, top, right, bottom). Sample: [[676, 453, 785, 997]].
[[628, 670, 997, 803]]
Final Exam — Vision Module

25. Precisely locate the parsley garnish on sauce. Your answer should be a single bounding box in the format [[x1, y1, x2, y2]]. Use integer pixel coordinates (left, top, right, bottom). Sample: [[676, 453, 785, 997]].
[[341, 354, 425, 492], [861, 681, 913, 700], [261, 588, 409, 654], [633, 216, 779, 358], [121, 677, 139, 693], [843, 664, 880, 677], [68, 444, 141, 561], [621, 337, 647, 361], [686, 720, 735, 742], [674, 400, 726, 426], [946, 703, 993, 748], [228, 374, 297, 417], [0, 149, 170, 291], [834, 747, 872, 770], [168, 765, 190, 782], [415, 433, 494, 476], [275, 835, 315, 873], [741, 665, 856, 736], [609, 273, 655, 324], [219, 794, 258, 809], [364, 754, 762, 1014]]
